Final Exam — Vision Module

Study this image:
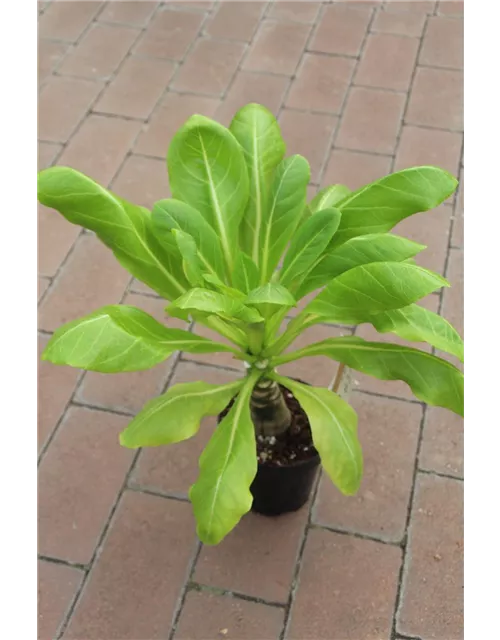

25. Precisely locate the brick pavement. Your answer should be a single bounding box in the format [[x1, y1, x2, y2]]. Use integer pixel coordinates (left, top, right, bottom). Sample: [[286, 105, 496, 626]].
[[37, 1, 464, 638]]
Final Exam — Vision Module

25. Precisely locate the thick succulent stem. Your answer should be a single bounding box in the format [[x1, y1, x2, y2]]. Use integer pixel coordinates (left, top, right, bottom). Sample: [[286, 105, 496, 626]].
[[250, 377, 292, 437]]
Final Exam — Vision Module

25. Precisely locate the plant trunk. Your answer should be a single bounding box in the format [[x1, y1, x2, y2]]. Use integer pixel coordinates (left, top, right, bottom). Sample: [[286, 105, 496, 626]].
[[250, 378, 292, 438]]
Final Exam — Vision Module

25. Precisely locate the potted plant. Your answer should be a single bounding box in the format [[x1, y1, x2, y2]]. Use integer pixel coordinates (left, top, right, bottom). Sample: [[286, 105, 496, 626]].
[[38, 103, 464, 545]]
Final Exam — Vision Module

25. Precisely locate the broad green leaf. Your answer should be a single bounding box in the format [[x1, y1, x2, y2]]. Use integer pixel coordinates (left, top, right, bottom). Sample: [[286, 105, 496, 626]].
[[246, 283, 296, 307], [279, 208, 342, 290], [273, 336, 464, 416], [152, 199, 226, 282], [296, 234, 426, 299], [190, 372, 260, 544], [368, 304, 464, 362], [332, 166, 458, 247], [169, 288, 263, 324], [232, 252, 260, 294], [167, 115, 249, 273], [230, 104, 286, 266], [271, 375, 362, 495], [202, 273, 247, 300], [37, 167, 188, 300], [309, 184, 351, 213], [306, 262, 449, 323], [260, 155, 310, 283], [42, 305, 235, 373], [173, 229, 205, 286], [120, 379, 244, 448]]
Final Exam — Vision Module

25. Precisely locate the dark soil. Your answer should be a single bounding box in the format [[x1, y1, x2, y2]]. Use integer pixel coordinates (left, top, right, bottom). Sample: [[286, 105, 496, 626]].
[[218, 383, 318, 468]]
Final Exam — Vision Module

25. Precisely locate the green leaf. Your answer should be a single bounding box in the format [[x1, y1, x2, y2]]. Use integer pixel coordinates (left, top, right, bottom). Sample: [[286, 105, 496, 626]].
[[232, 252, 260, 294], [119, 379, 244, 448], [173, 229, 205, 287], [152, 199, 226, 282], [279, 208, 342, 290], [246, 283, 296, 307], [306, 262, 449, 323], [167, 115, 249, 273], [271, 375, 362, 495], [37, 167, 188, 300], [273, 336, 464, 416], [296, 234, 426, 299], [202, 273, 247, 300], [309, 184, 351, 214], [229, 104, 286, 266], [190, 372, 260, 545], [368, 304, 464, 362], [332, 166, 458, 247], [260, 155, 311, 283], [169, 288, 263, 324], [42, 305, 235, 373]]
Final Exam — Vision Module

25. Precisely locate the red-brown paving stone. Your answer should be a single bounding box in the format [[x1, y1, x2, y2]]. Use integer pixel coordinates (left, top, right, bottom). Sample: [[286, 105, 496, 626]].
[[38, 560, 84, 640], [397, 474, 464, 638], [441, 249, 463, 336], [111, 154, 171, 207], [38, 204, 82, 277], [38, 234, 131, 333], [384, 0, 437, 14], [322, 148, 392, 190], [76, 293, 187, 414], [420, 406, 464, 478], [98, 1, 158, 27], [135, 92, 219, 158], [38, 277, 51, 303], [131, 362, 240, 496], [314, 392, 421, 542], [406, 67, 463, 131], [395, 125, 463, 176], [195, 507, 309, 604], [243, 20, 311, 75], [309, 4, 372, 56], [38, 141, 62, 169], [38, 1, 103, 42], [174, 590, 285, 640], [38, 39, 68, 82], [420, 15, 464, 69], [355, 33, 419, 91], [57, 114, 142, 186], [205, 1, 264, 42], [286, 53, 355, 114], [437, 0, 464, 16], [63, 491, 197, 640], [38, 406, 134, 564], [279, 110, 338, 183], [372, 7, 427, 37], [38, 334, 81, 454], [336, 86, 405, 154], [268, 1, 321, 23], [287, 528, 402, 639], [129, 278, 160, 296], [133, 8, 204, 60]]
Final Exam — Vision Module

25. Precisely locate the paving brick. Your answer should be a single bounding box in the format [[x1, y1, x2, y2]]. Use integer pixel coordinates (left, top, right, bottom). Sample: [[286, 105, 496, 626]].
[[279, 110, 337, 183], [76, 293, 186, 414], [38, 234, 130, 332], [57, 114, 141, 186], [437, 0, 464, 16], [420, 407, 464, 478], [336, 87, 405, 154], [286, 53, 354, 114], [372, 7, 427, 36], [384, 0, 436, 14], [182, 324, 244, 371], [451, 168, 464, 247], [173, 38, 246, 95], [397, 474, 463, 638], [58, 24, 139, 80], [309, 4, 371, 56], [38, 141, 62, 169], [131, 362, 239, 496], [268, 1, 321, 23], [322, 148, 392, 190], [38, 1, 103, 42], [129, 278, 160, 296], [99, 1, 158, 27], [134, 8, 204, 60], [420, 15, 463, 69], [38, 277, 51, 303], [287, 529, 402, 639], [395, 125, 462, 175], [38, 76, 102, 143], [38, 334, 81, 453], [243, 20, 311, 75], [38, 406, 134, 564], [38, 560, 84, 640], [38, 38, 68, 81], [168, 1, 214, 11], [355, 33, 419, 91], [215, 71, 288, 127], [441, 248, 463, 336], [174, 590, 285, 640], [314, 392, 421, 542], [406, 66, 463, 131], [38, 204, 82, 277], [195, 507, 309, 603], [205, 1, 264, 41], [111, 154, 171, 208], [394, 203, 453, 275], [95, 56, 175, 119], [135, 93, 219, 158], [64, 491, 197, 640]]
